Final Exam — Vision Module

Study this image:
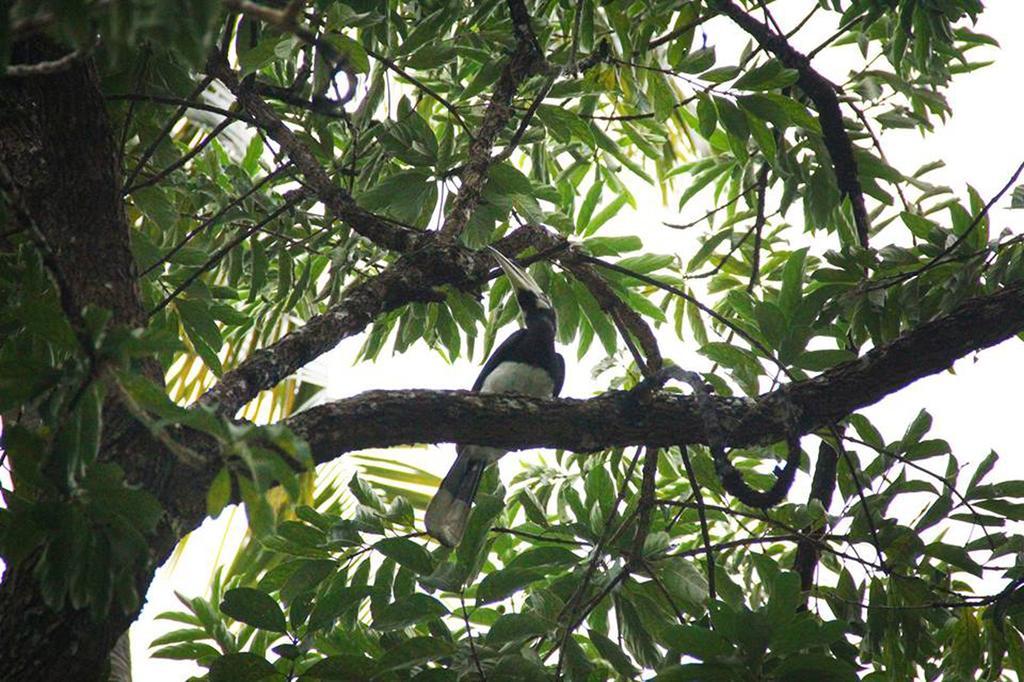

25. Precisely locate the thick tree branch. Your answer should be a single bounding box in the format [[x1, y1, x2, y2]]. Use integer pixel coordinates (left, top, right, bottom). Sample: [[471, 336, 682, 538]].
[[285, 284, 1024, 459], [714, 0, 871, 247], [438, 0, 544, 238]]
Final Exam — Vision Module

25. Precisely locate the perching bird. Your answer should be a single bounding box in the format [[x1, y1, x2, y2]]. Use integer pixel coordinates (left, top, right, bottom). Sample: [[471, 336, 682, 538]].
[[424, 247, 565, 547]]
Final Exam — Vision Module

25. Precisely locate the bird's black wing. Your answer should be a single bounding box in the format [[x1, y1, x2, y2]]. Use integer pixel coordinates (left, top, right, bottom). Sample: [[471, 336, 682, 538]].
[[471, 329, 527, 392], [552, 353, 566, 397]]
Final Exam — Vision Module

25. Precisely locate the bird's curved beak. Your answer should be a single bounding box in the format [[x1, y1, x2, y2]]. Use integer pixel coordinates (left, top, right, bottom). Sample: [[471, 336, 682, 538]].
[[486, 246, 551, 309]]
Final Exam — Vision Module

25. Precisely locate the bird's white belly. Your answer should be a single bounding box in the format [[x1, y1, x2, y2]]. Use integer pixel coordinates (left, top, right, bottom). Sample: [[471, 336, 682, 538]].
[[480, 362, 554, 397]]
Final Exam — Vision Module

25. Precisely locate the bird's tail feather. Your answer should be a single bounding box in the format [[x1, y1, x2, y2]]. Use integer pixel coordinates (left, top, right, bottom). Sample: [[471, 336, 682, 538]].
[[424, 453, 486, 547]]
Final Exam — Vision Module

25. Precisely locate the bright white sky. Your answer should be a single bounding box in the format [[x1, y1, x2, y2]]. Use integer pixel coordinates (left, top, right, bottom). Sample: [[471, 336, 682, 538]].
[[133, 3, 1024, 677]]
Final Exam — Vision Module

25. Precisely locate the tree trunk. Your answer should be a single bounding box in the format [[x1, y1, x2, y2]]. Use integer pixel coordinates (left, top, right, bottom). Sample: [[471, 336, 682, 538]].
[[0, 39, 183, 680]]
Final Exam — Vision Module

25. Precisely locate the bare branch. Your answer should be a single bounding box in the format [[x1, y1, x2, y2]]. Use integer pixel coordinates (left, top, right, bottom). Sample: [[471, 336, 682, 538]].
[[4, 44, 90, 77], [681, 447, 716, 600]]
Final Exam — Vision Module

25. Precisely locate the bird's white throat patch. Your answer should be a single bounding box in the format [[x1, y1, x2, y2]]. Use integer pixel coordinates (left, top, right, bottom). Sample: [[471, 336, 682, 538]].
[[480, 361, 555, 397]]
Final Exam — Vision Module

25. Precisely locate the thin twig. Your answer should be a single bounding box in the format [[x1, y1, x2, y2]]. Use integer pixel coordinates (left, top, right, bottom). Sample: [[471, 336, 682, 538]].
[[110, 374, 207, 468], [837, 440, 889, 574], [680, 446, 716, 600], [864, 161, 1024, 292], [107, 93, 256, 125], [148, 193, 306, 317], [139, 163, 293, 277], [578, 253, 795, 380], [123, 76, 215, 192], [551, 448, 643, 678], [747, 163, 770, 292], [459, 592, 487, 680], [5, 46, 89, 77], [664, 182, 757, 230], [116, 52, 152, 164], [715, 0, 871, 247], [648, 12, 716, 50], [125, 117, 236, 194], [0, 159, 95, 360], [363, 46, 472, 134]]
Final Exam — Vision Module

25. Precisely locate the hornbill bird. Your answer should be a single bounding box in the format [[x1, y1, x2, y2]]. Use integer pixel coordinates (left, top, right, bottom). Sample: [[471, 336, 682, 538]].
[[424, 247, 565, 547]]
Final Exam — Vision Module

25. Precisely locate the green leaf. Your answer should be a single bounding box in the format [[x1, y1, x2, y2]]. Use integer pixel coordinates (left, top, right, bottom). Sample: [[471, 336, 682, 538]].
[[967, 451, 998, 492], [713, 97, 749, 143], [901, 409, 932, 448], [327, 33, 369, 74], [795, 349, 856, 371], [617, 254, 673, 274], [487, 613, 551, 645], [779, 248, 808, 317], [372, 593, 448, 630], [733, 60, 799, 91], [752, 301, 787, 347], [206, 467, 232, 518], [676, 46, 715, 73], [152, 642, 221, 660], [220, 588, 287, 633], [477, 567, 547, 604], [696, 94, 718, 139], [659, 625, 733, 660], [923, 543, 983, 577], [589, 124, 653, 183], [648, 70, 677, 121], [506, 546, 579, 570], [373, 537, 434, 575], [377, 637, 456, 673], [208, 653, 279, 682], [357, 170, 437, 229], [849, 414, 883, 450], [583, 235, 642, 256], [306, 586, 371, 632], [906, 438, 950, 461], [281, 559, 336, 602], [348, 472, 384, 511], [766, 571, 801, 625], [536, 105, 595, 146], [302, 655, 377, 680], [133, 186, 177, 232], [658, 558, 709, 608], [176, 297, 223, 353], [589, 628, 638, 677], [700, 66, 742, 83], [242, 136, 263, 176], [772, 653, 858, 681]]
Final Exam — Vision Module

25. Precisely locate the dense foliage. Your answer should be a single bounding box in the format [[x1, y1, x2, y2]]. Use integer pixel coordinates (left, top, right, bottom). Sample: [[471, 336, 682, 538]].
[[3, 0, 1024, 679]]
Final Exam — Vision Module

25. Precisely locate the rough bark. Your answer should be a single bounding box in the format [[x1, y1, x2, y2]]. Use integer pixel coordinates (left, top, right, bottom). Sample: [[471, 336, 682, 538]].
[[438, 6, 543, 238]]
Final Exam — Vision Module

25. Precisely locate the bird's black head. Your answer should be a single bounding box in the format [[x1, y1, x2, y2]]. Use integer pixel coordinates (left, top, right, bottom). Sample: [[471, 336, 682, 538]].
[[488, 247, 557, 336], [517, 288, 557, 336]]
